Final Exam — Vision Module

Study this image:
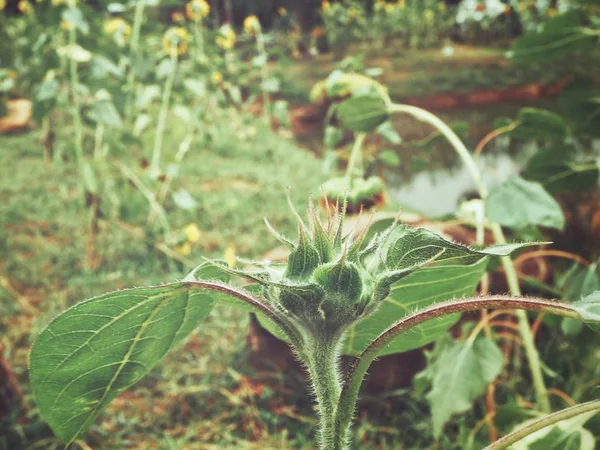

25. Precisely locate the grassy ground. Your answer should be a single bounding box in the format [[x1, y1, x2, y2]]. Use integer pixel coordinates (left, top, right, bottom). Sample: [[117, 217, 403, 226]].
[[280, 44, 599, 101], [0, 110, 329, 449]]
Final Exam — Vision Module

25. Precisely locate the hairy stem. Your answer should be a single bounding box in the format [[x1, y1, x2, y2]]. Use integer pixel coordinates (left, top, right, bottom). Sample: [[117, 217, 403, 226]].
[[483, 400, 600, 450], [388, 102, 551, 413], [333, 295, 581, 449], [187, 280, 305, 350], [304, 339, 343, 450]]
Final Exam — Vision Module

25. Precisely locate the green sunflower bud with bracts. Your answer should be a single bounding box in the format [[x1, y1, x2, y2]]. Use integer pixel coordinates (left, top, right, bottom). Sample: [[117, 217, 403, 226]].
[[209, 194, 510, 341]]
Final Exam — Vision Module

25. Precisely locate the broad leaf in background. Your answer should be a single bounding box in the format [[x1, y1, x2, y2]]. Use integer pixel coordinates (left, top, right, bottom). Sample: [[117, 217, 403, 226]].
[[424, 336, 504, 437], [486, 176, 565, 230], [29, 264, 229, 443], [342, 258, 488, 355], [336, 93, 389, 132], [512, 108, 569, 140], [558, 79, 600, 138], [376, 120, 402, 144], [523, 145, 599, 194], [377, 149, 401, 167], [62, 6, 90, 35], [508, 10, 596, 63], [87, 99, 122, 128], [558, 260, 599, 334], [572, 291, 600, 333], [511, 410, 598, 450]]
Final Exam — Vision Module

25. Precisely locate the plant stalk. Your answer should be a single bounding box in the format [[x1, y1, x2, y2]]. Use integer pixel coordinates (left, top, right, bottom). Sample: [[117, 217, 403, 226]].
[[333, 295, 582, 450], [68, 26, 83, 166], [151, 48, 178, 173], [304, 339, 343, 450], [255, 29, 271, 124], [388, 102, 552, 413], [93, 122, 105, 162], [124, 0, 147, 121], [483, 400, 600, 450], [344, 132, 367, 189]]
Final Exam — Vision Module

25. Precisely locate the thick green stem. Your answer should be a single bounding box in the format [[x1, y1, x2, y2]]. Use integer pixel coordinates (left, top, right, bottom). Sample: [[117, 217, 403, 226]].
[[304, 339, 343, 450], [344, 132, 366, 189], [484, 400, 600, 450], [151, 48, 178, 173], [333, 295, 582, 450], [124, 0, 147, 121], [388, 102, 551, 413]]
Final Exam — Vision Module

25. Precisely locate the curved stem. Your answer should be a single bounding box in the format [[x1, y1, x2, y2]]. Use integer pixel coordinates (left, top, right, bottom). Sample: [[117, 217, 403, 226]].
[[389, 102, 551, 413], [484, 400, 600, 450], [187, 280, 305, 350], [333, 295, 581, 450], [474, 121, 519, 159], [387, 104, 487, 197]]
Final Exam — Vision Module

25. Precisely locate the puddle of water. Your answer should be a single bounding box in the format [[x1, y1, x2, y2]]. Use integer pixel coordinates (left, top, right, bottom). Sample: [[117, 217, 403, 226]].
[[383, 141, 537, 217]]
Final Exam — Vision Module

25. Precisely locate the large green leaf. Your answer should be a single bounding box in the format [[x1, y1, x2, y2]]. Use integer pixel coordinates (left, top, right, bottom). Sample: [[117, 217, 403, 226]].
[[511, 411, 597, 450], [523, 145, 599, 194], [513, 108, 569, 140], [342, 258, 488, 356], [486, 176, 565, 230], [336, 93, 390, 132], [508, 10, 596, 63], [572, 291, 600, 333], [425, 337, 504, 437], [558, 79, 600, 137], [29, 265, 240, 443]]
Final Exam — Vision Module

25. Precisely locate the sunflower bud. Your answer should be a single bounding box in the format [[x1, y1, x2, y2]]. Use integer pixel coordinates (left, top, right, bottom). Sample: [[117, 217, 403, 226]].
[[210, 195, 515, 338]]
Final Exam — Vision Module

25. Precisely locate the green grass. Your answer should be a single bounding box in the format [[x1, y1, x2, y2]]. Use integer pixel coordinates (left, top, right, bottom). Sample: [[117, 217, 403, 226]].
[[280, 45, 600, 101], [0, 110, 329, 449]]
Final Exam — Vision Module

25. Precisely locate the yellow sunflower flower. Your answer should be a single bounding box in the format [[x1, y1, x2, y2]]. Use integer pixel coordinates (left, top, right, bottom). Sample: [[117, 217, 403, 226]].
[[17, 0, 33, 14], [185, 0, 210, 21], [211, 71, 223, 84], [243, 15, 261, 35], [216, 24, 236, 50], [171, 11, 185, 23], [163, 27, 190, 55], [224, 245, 236, 267], [184, 223, 202, 243]]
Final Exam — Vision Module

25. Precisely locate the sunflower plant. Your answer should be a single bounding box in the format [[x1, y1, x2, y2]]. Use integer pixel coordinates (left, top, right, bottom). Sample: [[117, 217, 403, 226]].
[[29, 191, 600, 449]]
